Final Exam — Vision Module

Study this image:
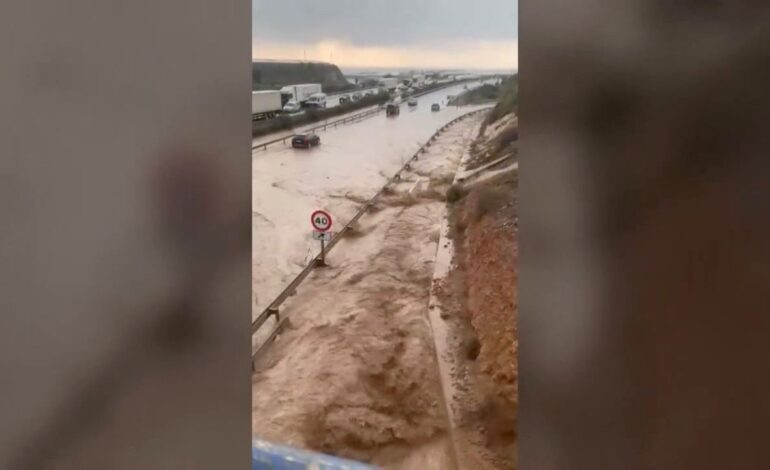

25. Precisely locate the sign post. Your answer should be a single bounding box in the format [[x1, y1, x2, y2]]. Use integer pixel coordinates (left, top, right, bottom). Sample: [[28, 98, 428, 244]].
[[310, 210, 333, 267]]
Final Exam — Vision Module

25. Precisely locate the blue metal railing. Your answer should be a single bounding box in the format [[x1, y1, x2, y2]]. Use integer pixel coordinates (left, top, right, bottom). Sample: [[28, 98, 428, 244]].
[[252, 439, 380, 469]]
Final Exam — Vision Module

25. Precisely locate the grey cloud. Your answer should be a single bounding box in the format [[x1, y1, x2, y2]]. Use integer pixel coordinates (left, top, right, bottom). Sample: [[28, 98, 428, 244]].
[[252, 0, 517, 47]]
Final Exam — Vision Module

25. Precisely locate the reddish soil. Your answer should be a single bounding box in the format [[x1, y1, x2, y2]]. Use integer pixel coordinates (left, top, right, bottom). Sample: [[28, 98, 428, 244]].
[[465, 194, 517, 405], [436, 169, 517, 469]]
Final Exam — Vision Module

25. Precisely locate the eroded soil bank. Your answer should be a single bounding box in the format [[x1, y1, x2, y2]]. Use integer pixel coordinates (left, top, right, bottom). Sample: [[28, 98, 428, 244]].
[[433, 110, 518, 469]]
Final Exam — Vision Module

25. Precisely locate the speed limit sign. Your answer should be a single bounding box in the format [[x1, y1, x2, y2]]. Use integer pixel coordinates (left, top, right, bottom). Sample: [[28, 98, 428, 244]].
[[311, 210, 333, 232]]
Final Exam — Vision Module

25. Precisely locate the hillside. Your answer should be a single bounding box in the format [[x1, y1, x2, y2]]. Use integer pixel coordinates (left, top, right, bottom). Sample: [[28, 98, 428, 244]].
[[252, 61, 354, 93], [485, 74, 518, 125]]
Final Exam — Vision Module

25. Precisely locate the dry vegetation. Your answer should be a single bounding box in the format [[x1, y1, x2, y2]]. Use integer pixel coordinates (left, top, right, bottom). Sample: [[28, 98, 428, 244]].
[[466, 114, 518, 171]]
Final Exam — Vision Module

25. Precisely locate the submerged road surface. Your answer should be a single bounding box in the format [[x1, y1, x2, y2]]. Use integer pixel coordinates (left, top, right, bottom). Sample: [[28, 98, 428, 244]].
[[252, 81, 488, 316]]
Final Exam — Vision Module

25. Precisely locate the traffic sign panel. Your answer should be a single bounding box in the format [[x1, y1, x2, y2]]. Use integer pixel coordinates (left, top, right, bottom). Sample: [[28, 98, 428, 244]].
[[311, 210, 333, 232], [312, 231, 332, 241]]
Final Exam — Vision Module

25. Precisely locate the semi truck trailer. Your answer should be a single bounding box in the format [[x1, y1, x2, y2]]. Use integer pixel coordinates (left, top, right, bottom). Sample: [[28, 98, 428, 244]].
[[251, 90, 282, 121], [279, 83, 322, 106]]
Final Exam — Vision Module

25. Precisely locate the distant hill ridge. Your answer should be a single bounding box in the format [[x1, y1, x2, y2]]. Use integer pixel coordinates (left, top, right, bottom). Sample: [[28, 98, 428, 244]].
[[252, 61, 353, 93]]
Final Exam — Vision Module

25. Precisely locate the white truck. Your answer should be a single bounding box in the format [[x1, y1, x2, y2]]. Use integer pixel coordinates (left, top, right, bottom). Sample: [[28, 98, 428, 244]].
[[251, 90, 283, 121], [379, 78, 399, 91], [279, 83, 322, 106]]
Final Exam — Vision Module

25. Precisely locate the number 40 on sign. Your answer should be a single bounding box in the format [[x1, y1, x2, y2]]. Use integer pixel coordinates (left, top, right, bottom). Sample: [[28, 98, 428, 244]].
[[310, 209, 333, 266], [311, 209, 333, 232]]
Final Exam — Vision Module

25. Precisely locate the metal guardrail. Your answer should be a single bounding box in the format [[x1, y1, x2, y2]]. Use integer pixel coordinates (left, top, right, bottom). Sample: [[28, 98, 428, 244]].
[[251, 105, 385, 151], [251, 106, 492, 365], [251, 79, 480, 152]]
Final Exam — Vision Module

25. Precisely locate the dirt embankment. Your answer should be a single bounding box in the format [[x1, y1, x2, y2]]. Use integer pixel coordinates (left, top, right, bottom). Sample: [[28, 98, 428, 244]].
[[466, 114, 518, 171], [456, 174, 517, 405], [434, 111, 518, 469]]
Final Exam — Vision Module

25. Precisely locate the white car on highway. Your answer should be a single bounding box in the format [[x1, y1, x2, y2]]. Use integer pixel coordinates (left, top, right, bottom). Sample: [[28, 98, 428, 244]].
[[283, 100, 301, 113], [305, 93, 327, 109]]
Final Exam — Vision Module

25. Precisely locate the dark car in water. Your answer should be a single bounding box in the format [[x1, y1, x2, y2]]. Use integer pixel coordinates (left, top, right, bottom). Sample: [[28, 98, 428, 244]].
[[431, 103, 440, 112], [386, 102, 400, 117], [291, 133, 320, 149], [338, 95, 350, 104]]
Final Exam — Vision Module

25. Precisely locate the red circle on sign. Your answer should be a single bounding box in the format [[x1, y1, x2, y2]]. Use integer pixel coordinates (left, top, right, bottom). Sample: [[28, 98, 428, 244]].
[[311, 210, 333, 232]]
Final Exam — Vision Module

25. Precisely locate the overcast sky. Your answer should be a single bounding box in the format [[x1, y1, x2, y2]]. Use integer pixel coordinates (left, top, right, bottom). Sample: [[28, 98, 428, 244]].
[[252, 0, 517, 70]]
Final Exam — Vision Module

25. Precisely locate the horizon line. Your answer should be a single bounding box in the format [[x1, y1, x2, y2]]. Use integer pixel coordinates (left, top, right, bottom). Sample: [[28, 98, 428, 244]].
[[251, 58, 515, 72]]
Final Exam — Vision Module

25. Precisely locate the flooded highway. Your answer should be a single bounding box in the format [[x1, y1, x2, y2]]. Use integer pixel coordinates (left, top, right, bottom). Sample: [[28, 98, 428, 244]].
[[251, 81, 490, 315]]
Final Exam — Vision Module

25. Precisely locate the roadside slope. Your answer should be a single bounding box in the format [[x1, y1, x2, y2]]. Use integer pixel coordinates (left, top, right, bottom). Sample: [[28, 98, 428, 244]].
[[433, 92, 518, 468]]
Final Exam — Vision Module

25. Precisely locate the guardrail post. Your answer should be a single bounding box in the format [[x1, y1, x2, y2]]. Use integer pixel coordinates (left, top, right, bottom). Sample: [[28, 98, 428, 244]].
[[267, 307, 279, 321]]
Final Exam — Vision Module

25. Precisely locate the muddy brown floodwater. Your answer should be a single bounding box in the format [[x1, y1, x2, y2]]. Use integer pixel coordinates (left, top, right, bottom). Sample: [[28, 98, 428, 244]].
[[252, 114, 483, 469]]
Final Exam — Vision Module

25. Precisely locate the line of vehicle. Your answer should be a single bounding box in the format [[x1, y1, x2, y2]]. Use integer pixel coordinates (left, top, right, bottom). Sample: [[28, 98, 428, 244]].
[[251, 106, 492, 366], [251, 79, 481, 152], [324, 86, 380, 98]]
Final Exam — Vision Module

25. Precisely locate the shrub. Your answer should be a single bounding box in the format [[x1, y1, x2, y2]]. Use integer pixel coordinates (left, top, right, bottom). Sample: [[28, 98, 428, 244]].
[[470, 186, 508, 221], [446, 183, 466, 203], [492, 124, 519, 155]]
